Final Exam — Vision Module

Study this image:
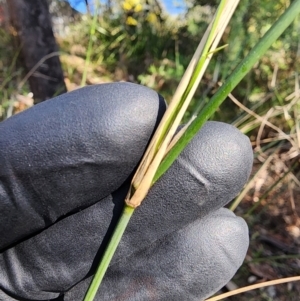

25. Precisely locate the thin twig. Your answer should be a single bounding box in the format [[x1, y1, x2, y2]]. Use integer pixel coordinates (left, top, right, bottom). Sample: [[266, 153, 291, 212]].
[[227, 90, 293, 144], [17, 51, 61, 91], [230, 152, 275, 211], [205, 276, 300, 301], [255, 108, 275, 161]]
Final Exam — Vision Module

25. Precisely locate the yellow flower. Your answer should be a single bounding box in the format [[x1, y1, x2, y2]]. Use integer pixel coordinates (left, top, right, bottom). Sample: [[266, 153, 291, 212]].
[[134, 3, 143, 12], [122, 1, 132, 11], [126, 16, 138, 26], [147, 12, 157, 24], [248, 24, 256, 33], [122, 0, 142, 11]]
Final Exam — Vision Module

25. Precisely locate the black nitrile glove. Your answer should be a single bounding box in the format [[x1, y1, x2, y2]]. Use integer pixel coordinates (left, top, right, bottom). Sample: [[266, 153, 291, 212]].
[[0, 82, 253, 301]]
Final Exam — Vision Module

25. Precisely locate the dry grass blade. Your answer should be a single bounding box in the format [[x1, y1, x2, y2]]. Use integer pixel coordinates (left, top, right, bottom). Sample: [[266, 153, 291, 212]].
[[205, 276, 300, 301], [294, 73, 300, 150], [229, 152, 275, 211], [256, 108, 276, 160], [228, 91, 293, 144], [165, 115, 197, 155], [126, 0, 240, 208]]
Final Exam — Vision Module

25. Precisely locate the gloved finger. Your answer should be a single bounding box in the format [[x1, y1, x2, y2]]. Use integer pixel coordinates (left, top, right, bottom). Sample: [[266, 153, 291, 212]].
[[66, 208, 249, 301], [0, 121, 253, 300], [0, 82, 166, 250]]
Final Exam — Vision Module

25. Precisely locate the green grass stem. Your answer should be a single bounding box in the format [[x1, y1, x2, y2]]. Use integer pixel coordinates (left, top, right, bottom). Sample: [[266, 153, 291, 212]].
[[81, 1, 99, 87], [83, 205, 135, 301]]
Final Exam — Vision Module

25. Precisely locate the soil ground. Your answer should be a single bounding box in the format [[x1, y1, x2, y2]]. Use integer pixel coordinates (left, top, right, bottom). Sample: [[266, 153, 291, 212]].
[[216, 153, 300, 301]]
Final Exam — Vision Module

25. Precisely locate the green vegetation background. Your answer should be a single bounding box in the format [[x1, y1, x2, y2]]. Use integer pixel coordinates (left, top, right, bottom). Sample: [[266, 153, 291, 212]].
[[1, 0, 298, 128]]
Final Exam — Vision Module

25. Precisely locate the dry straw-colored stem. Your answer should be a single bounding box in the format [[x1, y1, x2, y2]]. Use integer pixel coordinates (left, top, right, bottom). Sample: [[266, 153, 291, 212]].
[[205, 276, 300, 301], [125, 0, 240, 208]]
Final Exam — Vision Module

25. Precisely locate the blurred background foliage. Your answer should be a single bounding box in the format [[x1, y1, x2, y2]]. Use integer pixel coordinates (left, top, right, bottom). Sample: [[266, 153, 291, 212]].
[[0, 0, 300, 299], [1, 0, 299, 122]]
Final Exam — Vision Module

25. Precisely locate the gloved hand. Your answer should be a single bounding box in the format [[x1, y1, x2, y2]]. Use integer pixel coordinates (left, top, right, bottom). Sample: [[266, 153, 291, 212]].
[[0, 82, 253, 301]]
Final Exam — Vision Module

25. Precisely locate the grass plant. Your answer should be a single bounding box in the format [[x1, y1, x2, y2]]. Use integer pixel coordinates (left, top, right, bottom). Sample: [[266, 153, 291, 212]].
[[80, 1, 100, 87], [83, 0, 300, 300], [84, 1, 239, 299]]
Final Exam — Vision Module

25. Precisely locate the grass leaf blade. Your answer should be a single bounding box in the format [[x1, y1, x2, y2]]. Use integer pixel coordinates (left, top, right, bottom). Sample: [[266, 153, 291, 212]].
[[153, 0, 300, 184]]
